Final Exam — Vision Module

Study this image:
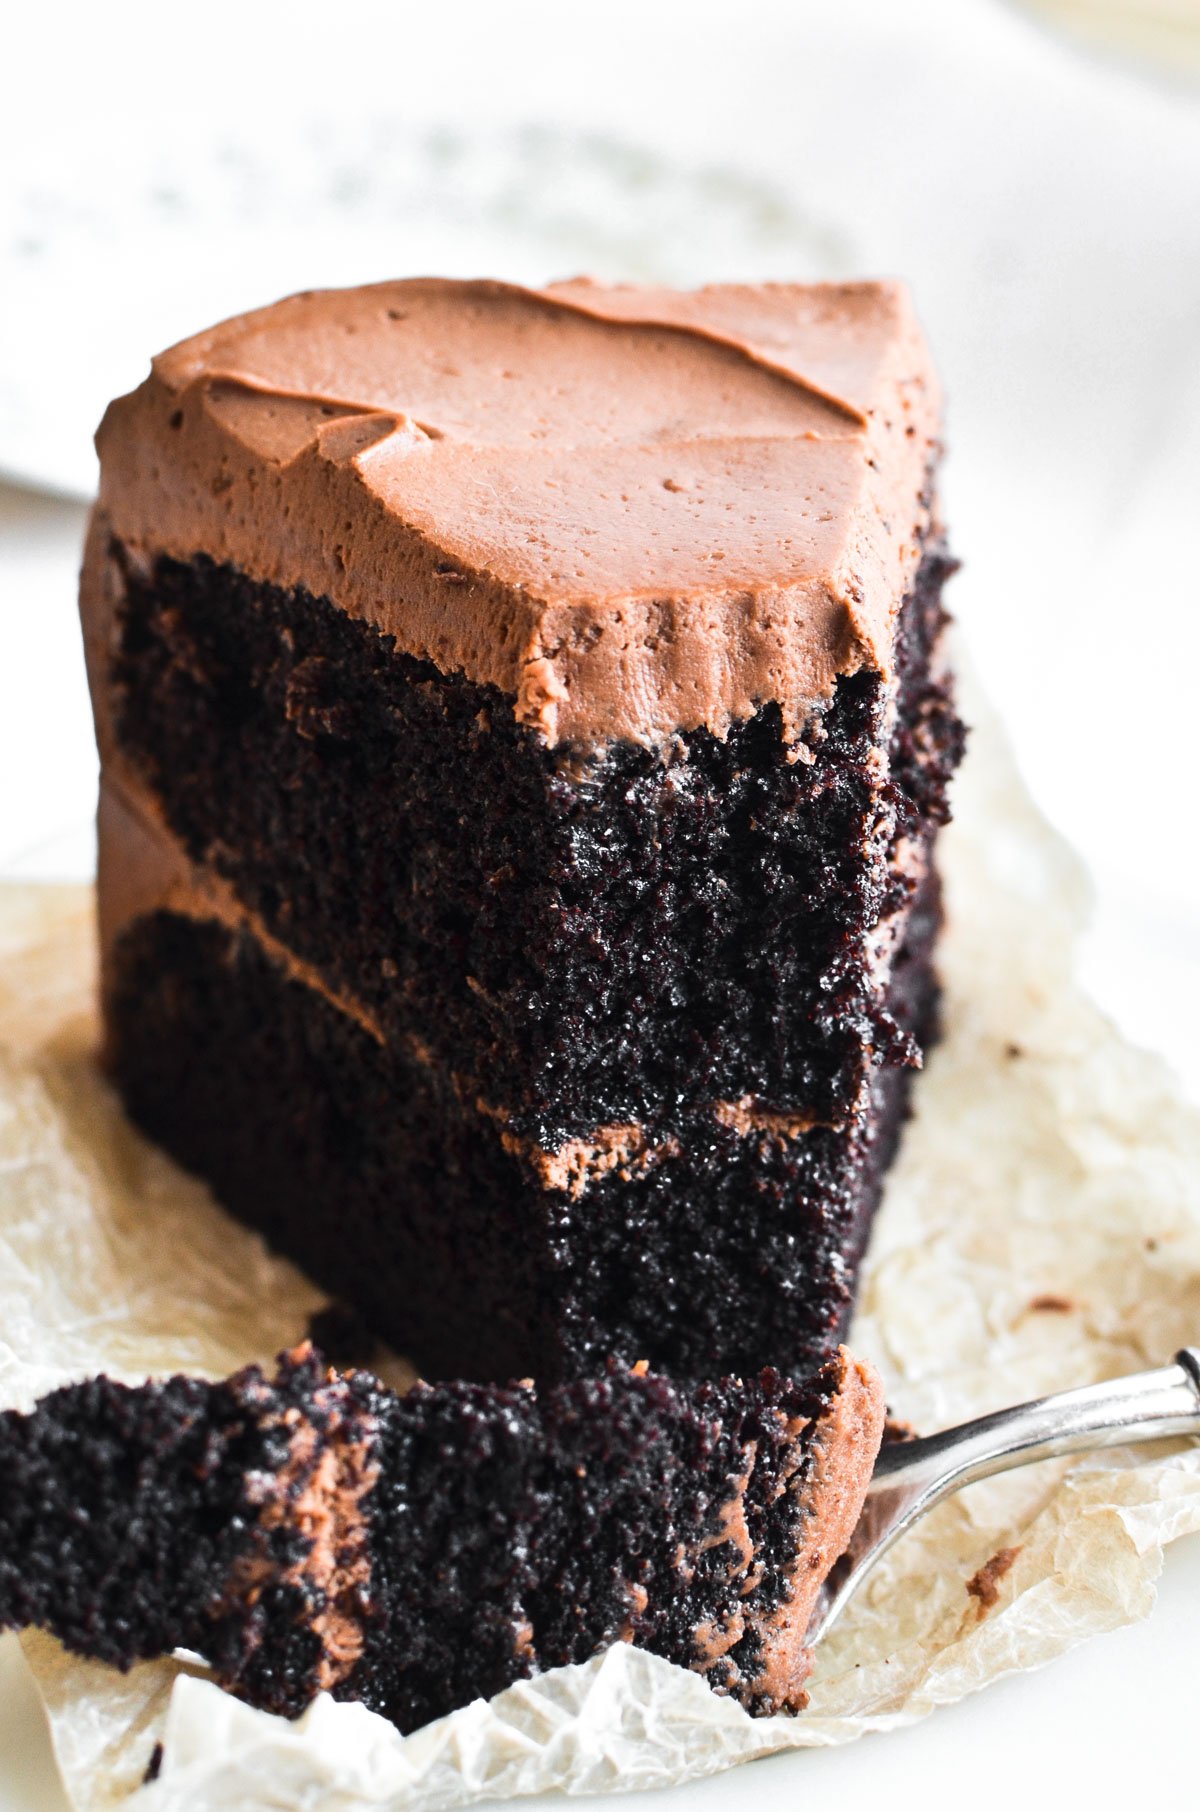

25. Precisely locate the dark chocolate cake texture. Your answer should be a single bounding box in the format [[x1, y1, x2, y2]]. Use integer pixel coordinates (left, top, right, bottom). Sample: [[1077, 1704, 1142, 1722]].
[[0, 1345, 885, 1733], [81, 278, 964, 1384]]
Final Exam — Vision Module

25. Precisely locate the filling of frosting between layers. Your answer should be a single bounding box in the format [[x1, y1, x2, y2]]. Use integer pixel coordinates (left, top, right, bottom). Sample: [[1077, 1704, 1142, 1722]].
[[97, 772, 388, 1047], [99, 775, 876, 1194], [229, 1350, 381, 1694], [88, 277, 941, 750]]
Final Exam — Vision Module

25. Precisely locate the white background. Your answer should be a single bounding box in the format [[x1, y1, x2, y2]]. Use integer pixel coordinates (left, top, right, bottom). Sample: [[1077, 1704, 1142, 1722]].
[[1, 2, 1199, 1807]]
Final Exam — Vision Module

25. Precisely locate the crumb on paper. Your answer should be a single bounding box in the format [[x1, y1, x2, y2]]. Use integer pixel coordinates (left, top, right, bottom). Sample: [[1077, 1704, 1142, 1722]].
[[965, 1547, 1023, 1619]]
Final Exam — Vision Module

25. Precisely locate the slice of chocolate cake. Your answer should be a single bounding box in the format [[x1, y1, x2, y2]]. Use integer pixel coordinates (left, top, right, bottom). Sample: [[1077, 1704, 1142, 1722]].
[[0, 1345, 884, 1732], [81, 278, 963, 1384]]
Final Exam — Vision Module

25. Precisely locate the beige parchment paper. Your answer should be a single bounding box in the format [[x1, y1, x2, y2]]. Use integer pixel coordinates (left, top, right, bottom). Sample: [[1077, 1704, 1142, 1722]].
[[3, 684, 1200, 1809]]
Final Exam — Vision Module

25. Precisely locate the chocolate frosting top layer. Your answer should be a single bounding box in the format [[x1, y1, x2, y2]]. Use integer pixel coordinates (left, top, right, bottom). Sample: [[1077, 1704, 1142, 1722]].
[[94, 277, 940, 748]]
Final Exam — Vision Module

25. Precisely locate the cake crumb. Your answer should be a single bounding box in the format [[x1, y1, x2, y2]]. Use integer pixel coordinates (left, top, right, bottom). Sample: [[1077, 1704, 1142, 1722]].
[[966, 1545, 1022, 1618]]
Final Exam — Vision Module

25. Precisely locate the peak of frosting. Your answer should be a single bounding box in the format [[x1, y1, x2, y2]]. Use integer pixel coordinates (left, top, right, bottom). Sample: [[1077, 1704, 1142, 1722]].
[[93, 277, 941, 749]]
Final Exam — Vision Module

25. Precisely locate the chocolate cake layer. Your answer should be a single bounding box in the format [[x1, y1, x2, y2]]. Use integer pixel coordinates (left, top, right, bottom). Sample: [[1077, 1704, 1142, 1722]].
[[99, 539, 959, 1146], [0, 1345, 886, 1733], [82, 278, 963, 1385], [105, 877, 938, 1382]]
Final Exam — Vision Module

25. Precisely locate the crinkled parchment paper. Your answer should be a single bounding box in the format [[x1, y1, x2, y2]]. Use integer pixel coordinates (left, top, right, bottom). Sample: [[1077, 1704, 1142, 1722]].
[[3, 685, 1200, 1809]]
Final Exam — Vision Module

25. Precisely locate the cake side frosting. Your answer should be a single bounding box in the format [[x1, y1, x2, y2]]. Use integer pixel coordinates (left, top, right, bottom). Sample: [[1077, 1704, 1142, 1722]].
[[88, 277, 940, 750]]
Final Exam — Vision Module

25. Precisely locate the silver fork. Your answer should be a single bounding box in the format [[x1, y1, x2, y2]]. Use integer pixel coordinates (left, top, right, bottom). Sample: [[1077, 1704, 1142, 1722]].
[[810, 1347, 1200, 1644]]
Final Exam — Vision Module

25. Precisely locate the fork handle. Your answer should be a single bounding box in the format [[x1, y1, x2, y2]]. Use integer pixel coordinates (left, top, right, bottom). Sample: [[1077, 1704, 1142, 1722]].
[[870, 1347, 1200, 1504]]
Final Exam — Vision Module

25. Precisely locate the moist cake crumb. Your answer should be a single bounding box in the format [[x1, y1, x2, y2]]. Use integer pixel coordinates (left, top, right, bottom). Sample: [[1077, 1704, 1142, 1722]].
[[0, 1344, 885, 1731]]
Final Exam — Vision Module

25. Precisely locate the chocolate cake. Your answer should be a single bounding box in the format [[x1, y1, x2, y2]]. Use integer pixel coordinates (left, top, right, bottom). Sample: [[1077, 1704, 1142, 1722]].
[[0, 1345, 885, 1732], [81, 278, 963, 1384]]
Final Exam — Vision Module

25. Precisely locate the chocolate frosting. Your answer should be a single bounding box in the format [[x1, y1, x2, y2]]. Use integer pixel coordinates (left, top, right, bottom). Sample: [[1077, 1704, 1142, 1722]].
[[91, 277, 940, 750], [685, 1346, 885, 1709]]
